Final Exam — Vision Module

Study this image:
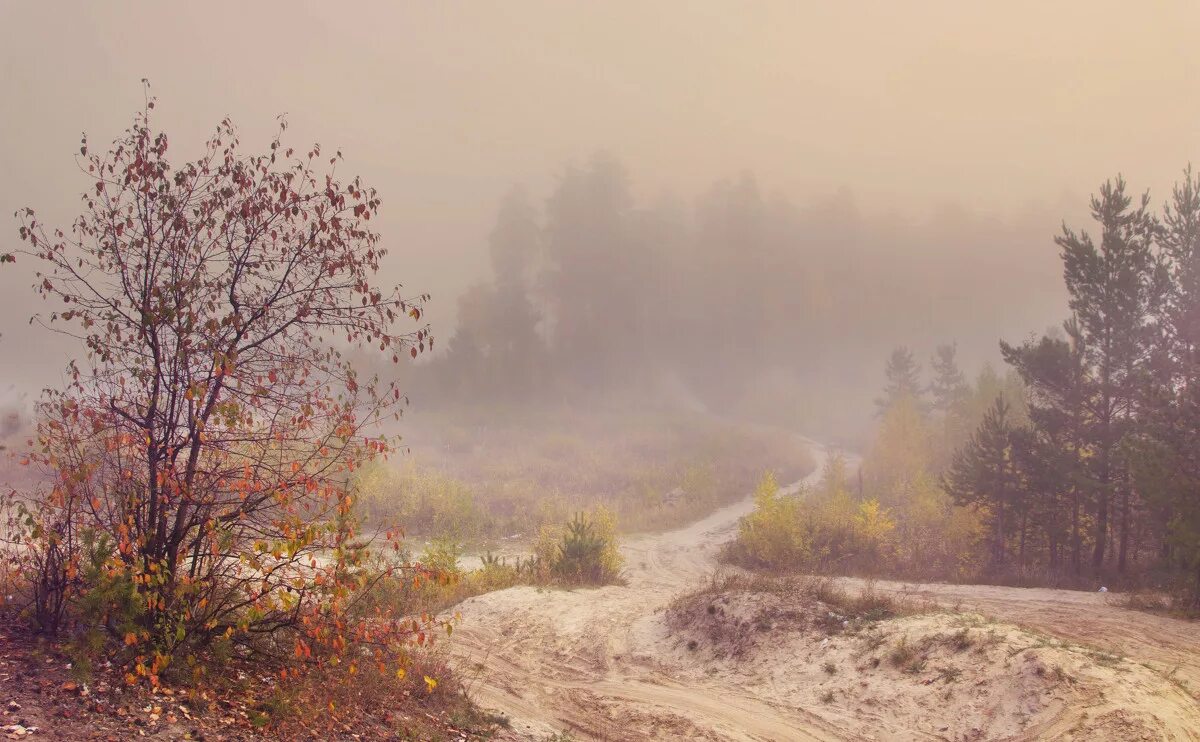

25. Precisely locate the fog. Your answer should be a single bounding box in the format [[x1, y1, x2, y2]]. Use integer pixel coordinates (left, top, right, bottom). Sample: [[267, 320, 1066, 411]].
[[2, 1, 1197, 439]]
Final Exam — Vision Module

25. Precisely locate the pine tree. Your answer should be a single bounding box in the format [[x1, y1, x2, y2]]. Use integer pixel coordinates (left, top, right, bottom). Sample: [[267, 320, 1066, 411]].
[[1001, 326, 1089, 574], [1055, 177, 1163, 572], [929, 342, 971, 469], [1142, 167, 1200, 599], [943, 397, 1023, 568], [930, 343, 968, 414], [876, 346, 924, 416]]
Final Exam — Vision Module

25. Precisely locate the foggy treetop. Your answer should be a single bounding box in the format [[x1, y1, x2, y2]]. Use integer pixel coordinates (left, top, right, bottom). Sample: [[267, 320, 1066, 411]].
[[2, 1, 1196, 425]]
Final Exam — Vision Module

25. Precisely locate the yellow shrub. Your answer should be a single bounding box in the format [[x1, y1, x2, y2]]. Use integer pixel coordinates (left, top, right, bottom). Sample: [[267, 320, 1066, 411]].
[[852, 498, 895, 560], [730, 472, 810, 568]]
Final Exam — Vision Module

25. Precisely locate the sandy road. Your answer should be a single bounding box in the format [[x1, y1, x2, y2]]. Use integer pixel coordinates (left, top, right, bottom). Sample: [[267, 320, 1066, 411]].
[[449, 438, 1200, 740]]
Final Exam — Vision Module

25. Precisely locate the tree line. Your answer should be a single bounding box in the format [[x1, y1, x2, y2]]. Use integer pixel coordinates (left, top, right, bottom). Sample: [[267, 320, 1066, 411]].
[[728, 170, 1200, 609], [415, 153, 1061, 437], [943, 170, 1200, 600]]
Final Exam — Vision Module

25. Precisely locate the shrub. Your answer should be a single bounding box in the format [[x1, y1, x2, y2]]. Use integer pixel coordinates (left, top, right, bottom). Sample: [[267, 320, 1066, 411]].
[[527, 508, 623, 586], [724, 459, 984, 580], [420, 538, 464, 578], [551, 509, 623, 585], [724, 473, 810, 568]]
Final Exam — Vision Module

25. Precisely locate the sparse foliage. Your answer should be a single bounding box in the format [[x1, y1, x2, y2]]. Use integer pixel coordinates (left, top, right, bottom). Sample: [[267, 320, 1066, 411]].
[[9, 97, 439, 686]]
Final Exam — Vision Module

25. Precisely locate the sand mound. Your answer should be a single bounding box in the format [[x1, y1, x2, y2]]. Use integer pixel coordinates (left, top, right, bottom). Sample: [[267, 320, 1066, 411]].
[[659, 580, 1198, 740]]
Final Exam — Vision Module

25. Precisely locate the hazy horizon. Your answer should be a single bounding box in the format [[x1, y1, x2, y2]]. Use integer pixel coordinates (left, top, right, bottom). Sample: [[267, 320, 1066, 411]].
[[2, 1, 1197, 415]]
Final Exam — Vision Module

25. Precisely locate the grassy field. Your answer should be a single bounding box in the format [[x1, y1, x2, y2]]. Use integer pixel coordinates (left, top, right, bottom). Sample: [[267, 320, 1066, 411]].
[[357, 406, 815, 546]]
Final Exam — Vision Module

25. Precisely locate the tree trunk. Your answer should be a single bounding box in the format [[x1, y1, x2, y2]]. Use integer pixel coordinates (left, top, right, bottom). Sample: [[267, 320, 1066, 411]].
[[1018, 508, 1028, 568], [1093, 364, 1112, 573], [1093, 440, 1109, 573], [1117, 482, 1131, 573], [1071, 487, 1081, 575], [1093, 489, 1108, 572], [995, 500, 1007, 567]]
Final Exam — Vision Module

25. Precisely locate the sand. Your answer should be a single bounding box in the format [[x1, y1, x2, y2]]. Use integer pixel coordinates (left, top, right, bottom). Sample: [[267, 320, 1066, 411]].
[[450, 439, 1200, 741]]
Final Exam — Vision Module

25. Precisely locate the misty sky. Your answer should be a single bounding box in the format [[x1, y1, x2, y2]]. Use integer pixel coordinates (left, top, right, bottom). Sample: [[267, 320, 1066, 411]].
[[2, 1, 1197, 398]]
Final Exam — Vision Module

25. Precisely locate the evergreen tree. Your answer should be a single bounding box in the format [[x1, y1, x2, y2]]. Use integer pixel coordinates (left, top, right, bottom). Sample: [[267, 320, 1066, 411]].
[[929, 343, 968, 414], [1141, 167, 1200, 598], [1001, 326, 1089, 574], [1055, 177, 1163, 571], [437, 189, 549, 399], [943, 397, 1023, 568], [929, 342, 971, 469], [876, 346, 924, 416]]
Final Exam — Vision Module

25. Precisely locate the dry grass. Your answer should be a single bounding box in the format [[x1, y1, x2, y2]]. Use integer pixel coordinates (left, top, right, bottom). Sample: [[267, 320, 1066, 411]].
[[380, 408, 815, 543], [672, 572, 934, 624], [665, 571, 940, 660], [268, 648, 504, 740], [1118, 589, 1200, 620], [0, 610, 504, 741]]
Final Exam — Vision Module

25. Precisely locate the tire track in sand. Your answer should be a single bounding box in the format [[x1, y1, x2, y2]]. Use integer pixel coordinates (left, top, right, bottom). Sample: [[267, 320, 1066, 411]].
[[450, 437, 1200, 740]]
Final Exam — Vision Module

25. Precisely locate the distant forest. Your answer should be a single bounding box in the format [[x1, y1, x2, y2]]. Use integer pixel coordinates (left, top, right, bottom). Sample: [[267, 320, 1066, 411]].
[[406, 153, 1063, 440]]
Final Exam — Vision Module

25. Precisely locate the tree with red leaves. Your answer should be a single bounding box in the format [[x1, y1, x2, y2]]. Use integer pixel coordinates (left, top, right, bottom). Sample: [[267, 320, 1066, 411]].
[[13, 93, 435, 684]]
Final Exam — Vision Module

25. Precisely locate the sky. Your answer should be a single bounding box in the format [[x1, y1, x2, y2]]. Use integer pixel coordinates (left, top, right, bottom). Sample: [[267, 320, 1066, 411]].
[[1, 0, 1197, 398]]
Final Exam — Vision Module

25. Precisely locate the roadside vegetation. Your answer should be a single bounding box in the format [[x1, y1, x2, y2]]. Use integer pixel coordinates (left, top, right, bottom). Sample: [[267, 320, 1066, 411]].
[[355, 409, 814, 544], [0, 96, 816, 740], [726, 170, 1200, 616], [361, 507, 625, 618]]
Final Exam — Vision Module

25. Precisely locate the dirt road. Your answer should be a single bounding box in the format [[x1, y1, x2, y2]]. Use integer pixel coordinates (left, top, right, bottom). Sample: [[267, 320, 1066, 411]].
[[451, 439, 1200, 741]]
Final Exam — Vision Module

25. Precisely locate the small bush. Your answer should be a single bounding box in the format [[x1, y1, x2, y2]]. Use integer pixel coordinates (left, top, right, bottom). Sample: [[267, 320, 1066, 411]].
[[358, 546, 522, 618], [420, 537, 464, 578], [888, 637, 916, 667], [722, 464, 905, 575], [550, 509, 623, 586], [946, 628, 974, 652]]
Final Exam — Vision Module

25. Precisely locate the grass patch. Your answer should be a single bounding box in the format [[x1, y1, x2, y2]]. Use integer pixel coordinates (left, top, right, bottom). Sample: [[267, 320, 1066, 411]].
[[888, 636, 926, 674], [671, 572, 935, 628], [666, 571, 942, 661], [936, 665, 963, 683], [1118, 590, 1200, 620], [945, 627, 974, 652], [361, 409, 816, 543]]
